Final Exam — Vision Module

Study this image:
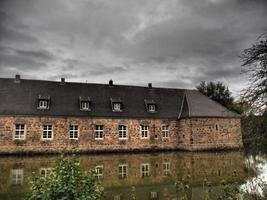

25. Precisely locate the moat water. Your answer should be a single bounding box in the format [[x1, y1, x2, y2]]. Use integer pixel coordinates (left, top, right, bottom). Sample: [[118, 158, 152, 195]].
[[0, 151, 266, 200]]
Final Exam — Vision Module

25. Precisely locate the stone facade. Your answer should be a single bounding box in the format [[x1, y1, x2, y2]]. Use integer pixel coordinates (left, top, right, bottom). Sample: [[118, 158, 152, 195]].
[[0, 115, 242, 154], [178, 118, 243, 151]]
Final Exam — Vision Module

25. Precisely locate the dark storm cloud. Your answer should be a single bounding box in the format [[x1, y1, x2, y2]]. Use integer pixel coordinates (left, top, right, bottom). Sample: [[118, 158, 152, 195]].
[[0, 0, 266, 97]]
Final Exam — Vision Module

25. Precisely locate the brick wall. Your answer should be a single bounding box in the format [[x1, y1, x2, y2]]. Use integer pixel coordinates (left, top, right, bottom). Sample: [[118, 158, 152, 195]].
[[178, 118, 243, 151], [0, 116, 179, 154], [0, 116, 243, 154]]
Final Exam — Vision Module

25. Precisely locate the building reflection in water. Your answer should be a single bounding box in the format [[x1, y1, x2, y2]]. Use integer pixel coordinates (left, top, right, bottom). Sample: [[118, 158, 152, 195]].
[[0, 151, 248, 200], [10, 169, 23, 185]]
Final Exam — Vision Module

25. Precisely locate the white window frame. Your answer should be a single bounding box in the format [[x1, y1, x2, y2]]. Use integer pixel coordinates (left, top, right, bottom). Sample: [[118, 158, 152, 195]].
[[69, 125, 79, 140], [118, 125, 127, 140], [140, 125, 149, 139], [95, 125, 104, 140], [148, 104, 156, 112], [42, 125, 53, 140], [114, 195, 121, 200], [40, 168, 52, 177], [38, 100, 49, 109], [162, 125, 169, 139], [14, 124, 25, 140], [113, 103, 122, 112], [140, 163, 150, 177], [10, 169, 23, 185], [163, 162, 171, 176], [150, 191, 158, 199], [81, 101, 90, 111], [118, 164, 127, 179], [94, 165, 103, 179]]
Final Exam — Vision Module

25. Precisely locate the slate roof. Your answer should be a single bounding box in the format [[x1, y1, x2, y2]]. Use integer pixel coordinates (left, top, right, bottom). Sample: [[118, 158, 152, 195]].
[[179, 90, 239, 118], [0, 77, 239, 119]]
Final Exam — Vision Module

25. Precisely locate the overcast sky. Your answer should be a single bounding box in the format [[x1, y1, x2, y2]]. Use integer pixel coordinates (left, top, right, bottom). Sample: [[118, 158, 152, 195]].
[[0, 0, 266, 97]]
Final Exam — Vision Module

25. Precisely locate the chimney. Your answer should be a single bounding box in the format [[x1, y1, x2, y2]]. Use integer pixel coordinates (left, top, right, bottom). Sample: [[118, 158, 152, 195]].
[[109, 79, 113, 87], [60, 77, 65, 85], [14, 74, 21, 83], [148, 83, 152, 88]]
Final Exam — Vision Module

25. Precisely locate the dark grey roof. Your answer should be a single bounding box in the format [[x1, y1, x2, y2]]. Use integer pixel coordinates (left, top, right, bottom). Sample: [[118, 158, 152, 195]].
[[179, 90, 240, 118], [0, 78, 239, 119]]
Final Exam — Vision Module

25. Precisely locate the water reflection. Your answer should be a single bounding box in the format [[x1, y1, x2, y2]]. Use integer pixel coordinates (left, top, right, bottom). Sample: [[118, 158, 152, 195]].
[[0, 151, 263, 200]]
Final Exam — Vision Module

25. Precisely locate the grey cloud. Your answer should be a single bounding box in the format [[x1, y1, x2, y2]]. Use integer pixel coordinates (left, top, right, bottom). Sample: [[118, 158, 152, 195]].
[[15, 49, 55, 61], [0, 0, 267, 97]]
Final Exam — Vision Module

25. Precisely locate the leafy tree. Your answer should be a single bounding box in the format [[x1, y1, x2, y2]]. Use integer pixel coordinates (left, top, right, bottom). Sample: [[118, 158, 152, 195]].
[[25, 153, 103, 200], [196, 81, 235, 111], [240, 32, 267, 113]]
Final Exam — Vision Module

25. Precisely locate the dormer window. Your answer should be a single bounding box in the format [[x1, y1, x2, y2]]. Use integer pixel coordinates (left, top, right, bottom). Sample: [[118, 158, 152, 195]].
[[144, 99, 157, 113], [110, 98, 122, 112], [148, 104, 156, 112], [79, 96, 91, 111], [37, 95, 50, 110], [39, 100, 48, 109], [113, 103, 122, 111], [81, 101, 90, 110]]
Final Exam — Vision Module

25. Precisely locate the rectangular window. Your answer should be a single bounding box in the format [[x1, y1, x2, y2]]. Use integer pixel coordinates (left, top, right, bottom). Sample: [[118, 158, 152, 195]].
[[163, 162, 171, 176], [162, 125, 169, 139], [140, 163, 150, 177], [140, 125, 149, 139], [69, 125, 78, 139], [95, 125, 104, 140], [148, 104, 156, 112], [15, 124, 25, 139], [81, 101, 90, 110], [38, 100, 49, 109], [40, 168, 52, 177], [114, 195, 121, 200], [10, 169, 23, 185], [94, 165, 103, 179], [118, 164, 127, 179], [42, 125, 53, 140], [118, 125, 127, 139], [150, 191, 158, 199], [113, 103, 122, 111]]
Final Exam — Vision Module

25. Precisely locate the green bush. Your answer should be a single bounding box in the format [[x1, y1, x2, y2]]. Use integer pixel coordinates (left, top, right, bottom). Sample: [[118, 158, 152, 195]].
[[25, 153, 103, 200]]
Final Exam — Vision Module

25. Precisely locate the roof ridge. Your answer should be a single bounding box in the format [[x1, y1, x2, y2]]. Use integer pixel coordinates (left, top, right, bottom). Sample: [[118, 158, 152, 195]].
[[0, 77, 186, 91]]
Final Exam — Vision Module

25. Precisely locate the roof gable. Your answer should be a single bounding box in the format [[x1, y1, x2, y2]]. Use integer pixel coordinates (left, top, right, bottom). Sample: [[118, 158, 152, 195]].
[[180, 90, 240, 118]]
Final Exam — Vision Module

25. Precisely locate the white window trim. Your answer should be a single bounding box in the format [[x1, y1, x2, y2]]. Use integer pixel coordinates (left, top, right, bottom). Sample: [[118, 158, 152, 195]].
[[148, 104, 156, 112], [95, 125, 104, 140], [10, 169, 24, 185], [162, 162, 171, 176], [40, 167, 52, 177], [38, 100, 49, 109], [14, 124, 26, 140], [118, 125, 127, 140], [42, 125, 53, 140], [94, 165, 104, 179], [162, 125, 169, 139], [80, 101, 90, 111], [118, 164, 127, 179], [113, 102, 122, 112], [140, 125, 149, 139], [69, 125, 79, 140], [140, 163, 150, 177]]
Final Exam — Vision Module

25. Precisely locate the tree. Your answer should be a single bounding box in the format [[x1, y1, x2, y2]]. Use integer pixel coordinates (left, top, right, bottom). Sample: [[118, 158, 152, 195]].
[[240, 32, 267, 113], [25, 153, 103, 200], [196, 81, 235, 111]]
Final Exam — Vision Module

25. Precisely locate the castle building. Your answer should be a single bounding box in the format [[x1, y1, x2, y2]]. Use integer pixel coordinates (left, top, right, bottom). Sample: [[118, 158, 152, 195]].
[[0, 75, 243, 154]]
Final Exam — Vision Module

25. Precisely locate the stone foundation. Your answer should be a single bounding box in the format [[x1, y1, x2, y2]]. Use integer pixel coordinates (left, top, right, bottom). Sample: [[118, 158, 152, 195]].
[[0, 116, 243, 154]]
